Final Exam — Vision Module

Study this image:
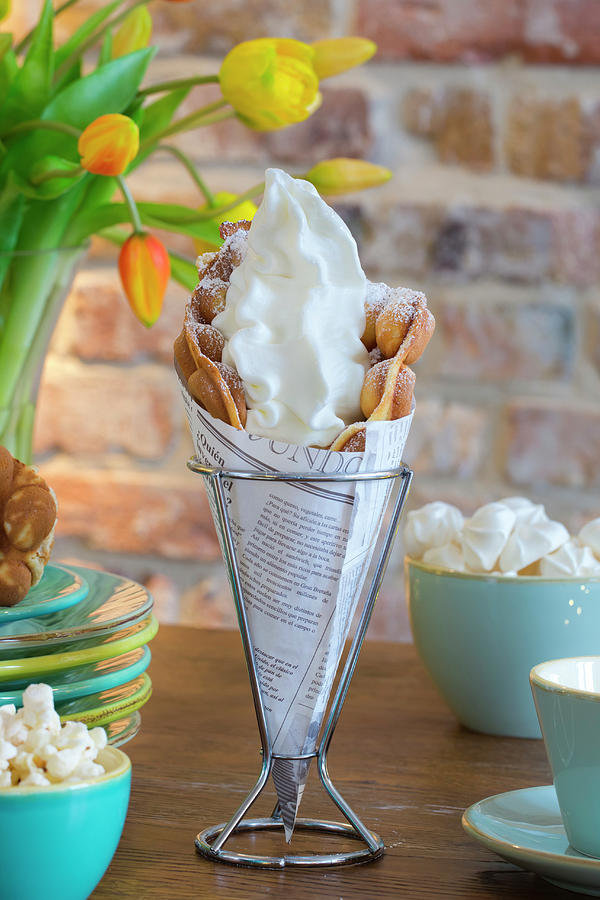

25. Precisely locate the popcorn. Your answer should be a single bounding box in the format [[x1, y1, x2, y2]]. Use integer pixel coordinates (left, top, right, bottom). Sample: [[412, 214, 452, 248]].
[[0, 683, 106, 789]]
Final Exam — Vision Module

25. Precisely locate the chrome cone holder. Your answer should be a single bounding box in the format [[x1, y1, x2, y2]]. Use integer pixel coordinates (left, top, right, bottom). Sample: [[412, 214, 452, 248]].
[[188, 460, 413, 868]]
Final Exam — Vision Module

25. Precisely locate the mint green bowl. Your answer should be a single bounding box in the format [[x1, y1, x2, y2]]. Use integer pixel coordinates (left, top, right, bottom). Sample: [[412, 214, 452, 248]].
[[405, 558, 600, 738], [0, 746, 131, 900]]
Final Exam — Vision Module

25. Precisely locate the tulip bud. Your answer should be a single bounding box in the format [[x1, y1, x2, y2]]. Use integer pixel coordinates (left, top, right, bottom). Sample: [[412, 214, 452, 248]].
[[78, 114, 139, 176], [219, 38, 321, 131], [118, 233, 170, 327], [0, 0, 10, 23], [312, 38, 377, 79], [193, 191, 257, 254], [304, 158, 392, 196], [112, 6, 152, 59]]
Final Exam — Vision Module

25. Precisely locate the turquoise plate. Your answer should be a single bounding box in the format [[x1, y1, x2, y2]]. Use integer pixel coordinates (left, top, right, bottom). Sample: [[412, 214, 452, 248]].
[[0, 564, 88, 625], [0, 645, 151, 706], [0, 566, 153, 652], [463, 785, 600, 896]]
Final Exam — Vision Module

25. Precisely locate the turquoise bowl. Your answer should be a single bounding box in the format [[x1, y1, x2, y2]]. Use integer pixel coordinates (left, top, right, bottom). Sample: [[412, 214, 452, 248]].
[[405, 558, 600, 738], [0, 745, 131, 900], [531, 657, 600, 858]]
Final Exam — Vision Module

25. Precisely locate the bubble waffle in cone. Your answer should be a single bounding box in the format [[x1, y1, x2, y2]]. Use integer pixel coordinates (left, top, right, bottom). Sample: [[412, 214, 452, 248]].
[[0, 447, 57, 606], [175, 229, 434, 450]]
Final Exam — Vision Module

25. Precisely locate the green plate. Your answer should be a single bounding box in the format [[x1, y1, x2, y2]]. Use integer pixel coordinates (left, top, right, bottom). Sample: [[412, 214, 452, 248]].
[[0, 566, 153, 653], [0, 646, 151, 706], [0, 614, 158, 683], [0, 564, 88, 624], [57, 672, 152, 727]]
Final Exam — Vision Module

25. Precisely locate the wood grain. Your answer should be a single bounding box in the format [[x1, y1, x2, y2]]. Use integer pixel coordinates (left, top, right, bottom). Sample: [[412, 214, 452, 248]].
[[92, 625, 562, 899]]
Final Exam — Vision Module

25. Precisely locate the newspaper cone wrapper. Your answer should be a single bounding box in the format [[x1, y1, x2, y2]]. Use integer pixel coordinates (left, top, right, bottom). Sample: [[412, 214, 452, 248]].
[[179, 373, 413, 841]]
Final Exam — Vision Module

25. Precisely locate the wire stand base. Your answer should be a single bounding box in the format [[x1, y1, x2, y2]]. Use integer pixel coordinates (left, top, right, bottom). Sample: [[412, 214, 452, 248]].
[[196, 817, 384, 869], [188, 461, 413, 870]]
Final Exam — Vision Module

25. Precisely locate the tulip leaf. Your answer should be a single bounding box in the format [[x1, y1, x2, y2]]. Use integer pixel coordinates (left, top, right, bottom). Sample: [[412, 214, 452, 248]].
[[169, 252, 198, 292], [0, 178, 25, 295], [54, 0, 122, 69], [66, 200, 221, 245], [0, 0, 54, 131], [0, 40, 18, 100], [43, 48, 155, 128], [53, 59, 81, 95]]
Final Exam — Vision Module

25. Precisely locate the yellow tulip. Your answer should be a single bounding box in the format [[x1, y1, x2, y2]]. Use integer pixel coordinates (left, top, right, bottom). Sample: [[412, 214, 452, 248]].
[[112, 6, 153, 59], [312, 38, 377, 79], [219, 38, 321, 131], [193, 191, 257, 254], [78, 114, 139, 176], [304, 158, 392, 195]]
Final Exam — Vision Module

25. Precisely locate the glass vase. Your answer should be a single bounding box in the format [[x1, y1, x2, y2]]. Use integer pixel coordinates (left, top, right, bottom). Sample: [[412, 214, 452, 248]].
[[0, 244, 88, 463]]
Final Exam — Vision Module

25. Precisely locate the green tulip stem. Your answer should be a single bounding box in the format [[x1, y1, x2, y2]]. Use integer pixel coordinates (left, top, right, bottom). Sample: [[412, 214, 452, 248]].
[[54, 0, 150, 82], [142, 100, 230, 146], [2, 120, 81, 141], [117, 176, 143, 233], [194, 181, 265, 220], [156, 144, 215, 205], [138, 75, 220, 97], [30, 166, 84, 186]]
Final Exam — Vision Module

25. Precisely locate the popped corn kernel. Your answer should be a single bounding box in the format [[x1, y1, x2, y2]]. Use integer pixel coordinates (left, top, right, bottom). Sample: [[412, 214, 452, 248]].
[[0, 683, 106, 788]]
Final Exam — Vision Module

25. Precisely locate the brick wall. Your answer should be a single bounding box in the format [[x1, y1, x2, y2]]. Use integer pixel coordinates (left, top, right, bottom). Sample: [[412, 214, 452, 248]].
[[6, 1, 600, 640]]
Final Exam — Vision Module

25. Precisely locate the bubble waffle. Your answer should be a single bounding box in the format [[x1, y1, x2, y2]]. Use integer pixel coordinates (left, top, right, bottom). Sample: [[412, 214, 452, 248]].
[[174, 221, 251, 429], [0, 447, 57, 606], [176, 222, 435, 449]]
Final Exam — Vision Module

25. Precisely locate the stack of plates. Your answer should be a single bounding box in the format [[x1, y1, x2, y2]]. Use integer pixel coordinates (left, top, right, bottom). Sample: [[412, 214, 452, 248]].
[[0, 564, 157, 747]]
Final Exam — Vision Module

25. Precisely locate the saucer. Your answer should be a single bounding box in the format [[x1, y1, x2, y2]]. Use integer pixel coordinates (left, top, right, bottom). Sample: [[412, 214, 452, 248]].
[[0, 564, 88, 624], [56, 672, 152, 727], [463, 785, 600, 896]]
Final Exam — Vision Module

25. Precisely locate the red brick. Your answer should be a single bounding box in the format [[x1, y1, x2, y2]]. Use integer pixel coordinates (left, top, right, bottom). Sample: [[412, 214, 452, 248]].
[[552, 209, 600, 286], [355, 0, 523, 62], [52, 267, 187, 364], [355, 0, 600, 64], [265, 88, 372, 165], [361, 204, 443, 277], [588, 297, 600, 376], [55, 0, 337, 56], [403, 87, 494, 170], [404, 399, 488, 477], [506, 96, 587, 181], [436, 289, 575, 380], [41, 465, 220, 561], [34, 358, 179, 459], [505, 401, 600, 488]]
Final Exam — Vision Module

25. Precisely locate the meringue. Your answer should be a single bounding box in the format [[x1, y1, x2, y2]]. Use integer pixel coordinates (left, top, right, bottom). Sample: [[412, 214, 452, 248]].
[[461, 502, 516, 572], [422, 542, 466, 572], [539, 539, 600, 578], [579, 518, 600, 559], [403, 502, 464, 559], [499, 496, 546, 526], [499, 518, 569, 573]]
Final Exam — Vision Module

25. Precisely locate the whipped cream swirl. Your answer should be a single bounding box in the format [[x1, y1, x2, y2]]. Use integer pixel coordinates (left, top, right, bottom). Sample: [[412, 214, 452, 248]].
[[213, 168, 369, 447]]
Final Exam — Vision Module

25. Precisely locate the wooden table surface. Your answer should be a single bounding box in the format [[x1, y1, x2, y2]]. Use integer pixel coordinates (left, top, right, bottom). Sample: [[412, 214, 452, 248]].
[[93, 624, 566, 899]]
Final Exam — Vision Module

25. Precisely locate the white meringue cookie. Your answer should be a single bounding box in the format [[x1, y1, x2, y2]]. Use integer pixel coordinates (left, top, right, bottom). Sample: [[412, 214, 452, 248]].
[[579, 518, 600, 559], [539, 539, 600, 577], [403, 502, 464, 559], [461, 502, 517, 572], [499, 518, 569, 573], [422, 542, 466, 572], [499, 496, 547, 525]]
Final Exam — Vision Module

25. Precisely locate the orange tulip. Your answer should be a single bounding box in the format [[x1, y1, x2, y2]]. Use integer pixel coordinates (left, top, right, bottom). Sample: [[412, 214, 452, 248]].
[[118, 233, 170, 327], [78, 114, 139, 176]]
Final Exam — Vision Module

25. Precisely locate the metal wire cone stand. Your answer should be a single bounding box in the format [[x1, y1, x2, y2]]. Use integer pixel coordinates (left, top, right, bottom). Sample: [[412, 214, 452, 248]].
[[188, 460, 413, 869]]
